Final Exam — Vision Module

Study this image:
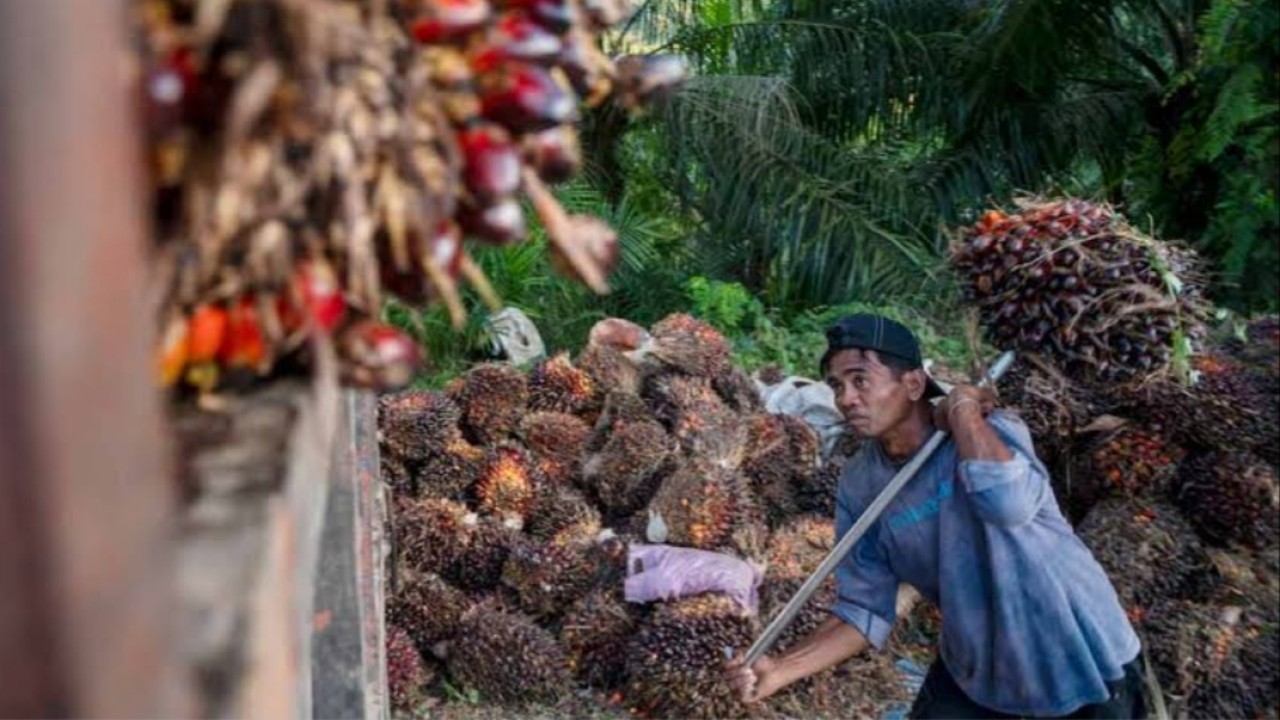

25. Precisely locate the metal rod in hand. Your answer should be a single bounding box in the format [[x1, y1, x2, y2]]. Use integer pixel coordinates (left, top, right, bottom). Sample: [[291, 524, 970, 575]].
[[742, 350, 1017, 665]]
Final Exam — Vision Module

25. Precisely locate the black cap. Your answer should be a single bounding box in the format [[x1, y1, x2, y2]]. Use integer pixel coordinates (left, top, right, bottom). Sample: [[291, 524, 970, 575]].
[[820, 313, 946, 399]]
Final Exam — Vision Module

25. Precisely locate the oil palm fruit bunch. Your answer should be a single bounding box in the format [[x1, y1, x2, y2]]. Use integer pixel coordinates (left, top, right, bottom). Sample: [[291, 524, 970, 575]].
[[795, 456, 843, 517], [473, 443, 537, 526], [393, 497, 474, 578], [1120, 352, 1279, 467], [444, 600, 572, 706], [527, 353, 594, 414], [386, 622, 438, 714], [527, 483, 601, 542], [457, 363, 529, 445], [713, 367, 764, 414], [519, 411, 591, 486], [1176, 451, 1280, 549], [136, 0, 687, 395], [642, 373, 738, 450], [742, 413, 821, 527], [501, 536, 600, 619], [1143, 600, 1244, 698], [415, 436, 486, 501], [1075, 498, 1212, 616], [1187, 626, 1280, 720], [1076, 426, 1184, 509], [643, 313, 732, 378], [761, 516, 837, 652], [389, 569, 473, 650], [559, 588, 637, 689], [646, 436, 752, 551], [378, 390, 462, 464], [581, 417, 671, 517], [950, 197, 1208, 383], [624, 594, 758, 719]]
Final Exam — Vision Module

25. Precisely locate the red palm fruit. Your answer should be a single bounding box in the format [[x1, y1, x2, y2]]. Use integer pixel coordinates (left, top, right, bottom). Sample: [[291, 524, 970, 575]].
[[478, 61, 577, 133], [504, 0, 578, 32], [142, 47, 198, 136], [472, 12, 563, 69], [337, 320, 423, 390], [293, 258, 347, 333], [188, 303, 229, 364], [458, 197, 527, 245], [219, 296, 269, 371], [460, 125, 521, 200], [410, 0, 492, 44], [522, 125, 581, 183], [157, 312, 190, 388]]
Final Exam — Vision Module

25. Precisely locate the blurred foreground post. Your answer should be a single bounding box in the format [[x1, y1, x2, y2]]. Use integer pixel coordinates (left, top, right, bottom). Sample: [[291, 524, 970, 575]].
[[0, 0, 189, 716]]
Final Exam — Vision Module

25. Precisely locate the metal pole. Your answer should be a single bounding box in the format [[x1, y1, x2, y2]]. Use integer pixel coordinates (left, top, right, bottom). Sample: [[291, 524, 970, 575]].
[[742, 351, 1017, 665]]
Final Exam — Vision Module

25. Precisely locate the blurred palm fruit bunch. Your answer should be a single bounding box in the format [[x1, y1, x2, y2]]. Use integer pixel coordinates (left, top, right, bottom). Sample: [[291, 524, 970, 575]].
[[135, 0, 687, 394], [950, 198, 1208, 383]]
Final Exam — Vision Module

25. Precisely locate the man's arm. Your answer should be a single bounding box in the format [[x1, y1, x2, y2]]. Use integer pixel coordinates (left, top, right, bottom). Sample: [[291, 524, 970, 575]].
[[724, 616, 870, 702], [938, 387, 1048, 526]]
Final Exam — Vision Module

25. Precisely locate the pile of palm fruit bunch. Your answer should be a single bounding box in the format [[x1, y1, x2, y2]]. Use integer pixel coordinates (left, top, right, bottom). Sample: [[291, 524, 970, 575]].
[[134, 0, 686, 396], [379, 314, 913, 718], [950, 198, 1279, 716]]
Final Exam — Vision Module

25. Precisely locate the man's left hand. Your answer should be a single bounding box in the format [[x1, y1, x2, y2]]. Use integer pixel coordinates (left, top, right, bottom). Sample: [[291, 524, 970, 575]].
[[932, 385, 997, 434]]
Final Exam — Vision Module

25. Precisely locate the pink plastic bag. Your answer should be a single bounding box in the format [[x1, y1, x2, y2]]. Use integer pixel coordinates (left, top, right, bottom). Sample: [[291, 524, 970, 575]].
[[624, 544, 763, 612]]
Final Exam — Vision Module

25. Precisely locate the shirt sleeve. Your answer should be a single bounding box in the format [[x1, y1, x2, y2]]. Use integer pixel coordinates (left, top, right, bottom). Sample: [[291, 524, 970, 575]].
[[956, 410, 1050, 527], [830, 464, 899, 650]]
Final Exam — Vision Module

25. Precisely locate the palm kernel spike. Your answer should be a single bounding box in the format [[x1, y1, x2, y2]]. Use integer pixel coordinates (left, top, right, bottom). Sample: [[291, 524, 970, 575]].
[[445, 601, 572, 706], [458, 362, 529, 445], [528, 352, 595, 414], [646, 313, 732, 378], [475, 444, 537, 525], [624, 593, 758, 719]]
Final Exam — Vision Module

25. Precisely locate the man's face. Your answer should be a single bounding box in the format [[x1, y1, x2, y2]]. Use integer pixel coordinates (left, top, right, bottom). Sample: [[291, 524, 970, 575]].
[[824, 349, 924, 438]]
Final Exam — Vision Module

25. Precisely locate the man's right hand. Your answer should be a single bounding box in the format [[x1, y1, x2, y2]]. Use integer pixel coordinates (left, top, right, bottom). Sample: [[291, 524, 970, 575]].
[[723, 652, 781, 704]]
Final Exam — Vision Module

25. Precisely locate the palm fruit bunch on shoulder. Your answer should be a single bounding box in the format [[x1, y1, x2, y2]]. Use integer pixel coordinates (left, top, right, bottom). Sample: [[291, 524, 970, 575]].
[[1176, 450, 1280, 549], [642, 373, 737, 450], [501, 536, 601, 619], [642, 313, 732, 378], [386, 622, 438, 717], [762, 515, 837, 652], [393, 496, 474, 579], [457, 363, 529, 445], [558, 587, 637, 690], [444, 600, 572, 707], [389, 569, 473, 652], [415, 436, 486, 501], [1073, 426, 1185, 513], [1075, 498, 1212, 617], [950, 198, 1207, 384], [379, 390, 463, 464], [519, 411, 590, 486], [1143, 600, 1246, 699], [1114, 351, 1279, 467], [713, 366, 764, 414], [582, 417, 671, 517], [527, 352, 594, 414], [742, 413, 822, 528], [473, 443, 537, 526], [625, 593, 758, 719], [528, 483, 601, 543]]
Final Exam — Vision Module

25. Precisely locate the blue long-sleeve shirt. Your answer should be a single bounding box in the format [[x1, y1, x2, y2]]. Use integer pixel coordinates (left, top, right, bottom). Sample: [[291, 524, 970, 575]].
[[832, 410, 1140, 717]]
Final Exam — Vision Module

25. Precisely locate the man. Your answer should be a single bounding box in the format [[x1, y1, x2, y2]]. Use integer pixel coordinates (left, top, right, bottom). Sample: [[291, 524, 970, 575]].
[[725, 314, 1146, 719]]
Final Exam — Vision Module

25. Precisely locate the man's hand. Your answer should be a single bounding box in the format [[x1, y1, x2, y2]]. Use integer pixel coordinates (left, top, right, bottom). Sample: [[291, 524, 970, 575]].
[[932, 385, 997, 434], [723, 652, 780, 704]]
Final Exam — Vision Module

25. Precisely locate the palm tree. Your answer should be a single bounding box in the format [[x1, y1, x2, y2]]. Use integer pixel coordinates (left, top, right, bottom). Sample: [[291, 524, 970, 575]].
[[589, 0, 1278, 311]]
